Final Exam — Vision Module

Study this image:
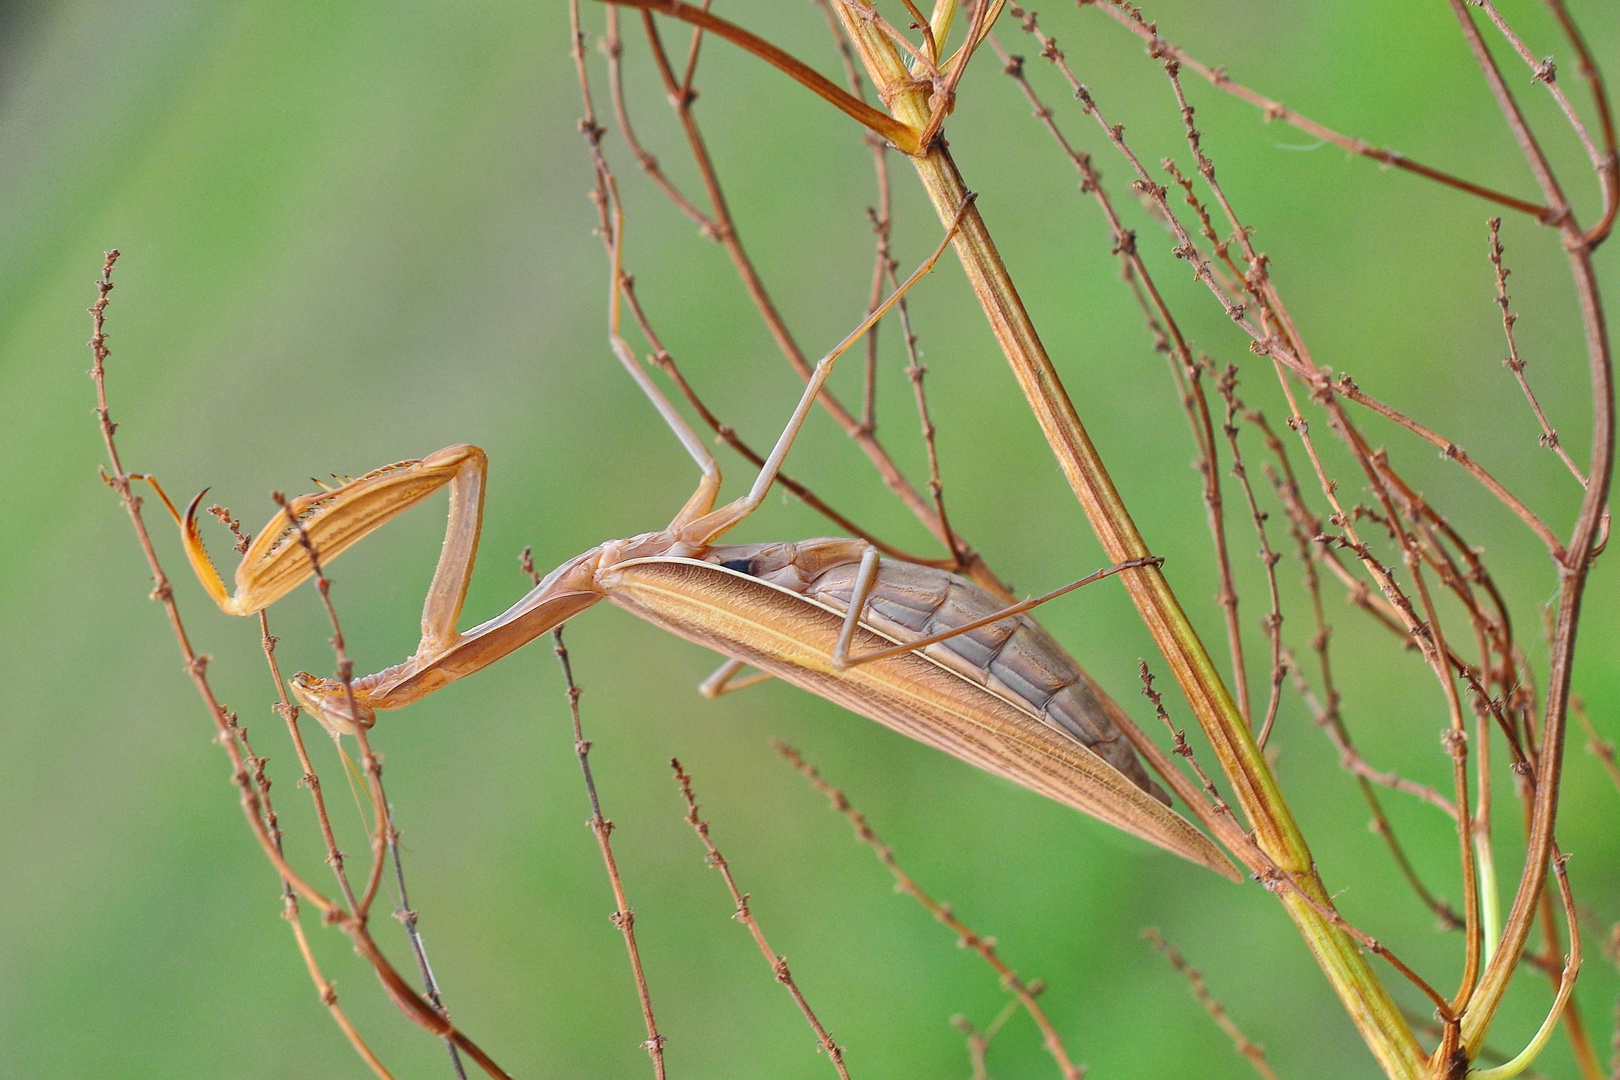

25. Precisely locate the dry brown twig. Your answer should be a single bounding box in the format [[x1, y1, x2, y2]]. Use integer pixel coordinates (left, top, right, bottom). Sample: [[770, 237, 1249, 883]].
[[987, 28, 1255, 728], [523, 540, 668, 1078], [1213, 372, 1285, 748], [998, 6, 1611, 1065], [1143, 927, 1279, 1080], [1087, 0, 1554, 220], [1135, 663, 1460, 1027], [1488, 217, 1589, 485], [669, 759, 851, 1078], [951, 999, 1022, 1080], [1265, 460, 1469, 929], [775, 741, 1086, 1080], [266, 489, 469, 1077]]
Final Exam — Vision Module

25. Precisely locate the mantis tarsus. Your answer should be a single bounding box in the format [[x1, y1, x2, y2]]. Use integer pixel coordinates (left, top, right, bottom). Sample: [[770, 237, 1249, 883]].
[[146, 200, 1237, 880]]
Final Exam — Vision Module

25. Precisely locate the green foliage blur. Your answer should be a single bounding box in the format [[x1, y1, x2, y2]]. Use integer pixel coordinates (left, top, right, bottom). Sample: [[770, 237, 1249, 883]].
[[2, 2, 1616, 1076]]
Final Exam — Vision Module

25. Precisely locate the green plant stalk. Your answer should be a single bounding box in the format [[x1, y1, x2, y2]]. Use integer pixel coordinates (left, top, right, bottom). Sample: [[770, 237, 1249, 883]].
[[827, 12, 1426, 1078]]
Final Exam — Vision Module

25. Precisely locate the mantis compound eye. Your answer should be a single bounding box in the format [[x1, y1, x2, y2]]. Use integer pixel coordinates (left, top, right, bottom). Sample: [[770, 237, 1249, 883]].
[[290, 672, 378, 737]]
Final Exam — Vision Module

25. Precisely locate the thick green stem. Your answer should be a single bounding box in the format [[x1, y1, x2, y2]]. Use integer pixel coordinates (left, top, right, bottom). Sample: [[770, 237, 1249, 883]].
[[829, 12, 1425, 1078]]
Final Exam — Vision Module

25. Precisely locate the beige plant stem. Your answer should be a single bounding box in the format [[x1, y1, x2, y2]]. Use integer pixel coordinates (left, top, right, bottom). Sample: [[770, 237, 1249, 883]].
[[817, 7, 1425, 1076], [1442, 0, 1615, 1061]]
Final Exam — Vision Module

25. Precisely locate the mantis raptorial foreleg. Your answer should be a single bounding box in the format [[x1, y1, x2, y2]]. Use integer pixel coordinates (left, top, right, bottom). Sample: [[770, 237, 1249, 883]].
[[141, 445, 488, 622]]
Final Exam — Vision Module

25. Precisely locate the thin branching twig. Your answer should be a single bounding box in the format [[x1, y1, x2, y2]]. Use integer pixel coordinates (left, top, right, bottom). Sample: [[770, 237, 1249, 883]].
[[1143, 927, 1279, 1080], [670, 759, 851, 1078], [776, 742, 1085, 1080]]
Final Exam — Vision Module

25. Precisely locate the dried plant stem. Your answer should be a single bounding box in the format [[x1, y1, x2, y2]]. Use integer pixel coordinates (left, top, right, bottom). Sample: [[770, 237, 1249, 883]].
[[256, 620, 395, 1077], [1573, 698, 1620, 795], [90, 252, 509, 1080], [1330, 376, 1565, 560], [536, 492, 666, 1072], [1471, 0, 1608, 184], [819, 9, 1424, 1074], [1000, 5, 1482, 879], [898, 277, 966, 569], [776, 742, 1084, 1080], [1144, 928, 1279, 1080], [987, 32, 1253, 728], [1255, 410, 1467, 930], [1489, 218, 1588, 484], [1540, 0, 1619, 246], [283, 902, 397, 1079], [1282, 651, 1465, 930], [670, 760, 850, 1078], [1136, 664, 1459, 1030], [387, 820, 467, 1080], [228, 627, 398, 1080], [1214, 375, 1285, 747], [260, 617, 361, 911], [1443, 0, 1615, 1055], [1283, 655, 1460, 820], [1149, 35, 1495, 1016], [600, 6, 1008, 597], [1059, 9, 1557, 826], [268, 494, 469, 1076], [953, 1000, 1021, 1080]]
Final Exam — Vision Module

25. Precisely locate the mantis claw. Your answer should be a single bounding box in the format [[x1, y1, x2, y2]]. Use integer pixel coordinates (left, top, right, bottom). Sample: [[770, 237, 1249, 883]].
[[180, 486, 232, 609]]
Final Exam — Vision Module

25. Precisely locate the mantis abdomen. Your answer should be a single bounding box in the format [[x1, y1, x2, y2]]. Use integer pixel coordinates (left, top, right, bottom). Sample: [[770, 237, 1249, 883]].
[[601, 542, 1236, 879]]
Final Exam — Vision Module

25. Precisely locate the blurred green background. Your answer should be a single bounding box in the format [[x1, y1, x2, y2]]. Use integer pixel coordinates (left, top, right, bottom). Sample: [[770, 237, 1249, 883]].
[[2, 1, 1617, 1076]]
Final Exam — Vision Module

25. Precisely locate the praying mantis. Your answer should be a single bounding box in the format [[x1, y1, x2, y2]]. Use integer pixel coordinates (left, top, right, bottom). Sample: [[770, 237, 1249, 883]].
[[147, 202, 1236, 881]]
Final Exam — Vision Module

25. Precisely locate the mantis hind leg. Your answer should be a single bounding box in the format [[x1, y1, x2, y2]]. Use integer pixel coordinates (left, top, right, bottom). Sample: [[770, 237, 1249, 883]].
[[698, 658, 775, 698]]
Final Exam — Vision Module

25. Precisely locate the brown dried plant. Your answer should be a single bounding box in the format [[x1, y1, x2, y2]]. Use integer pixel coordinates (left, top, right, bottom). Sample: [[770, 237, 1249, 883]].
[[91, 0, 1615, 1078]]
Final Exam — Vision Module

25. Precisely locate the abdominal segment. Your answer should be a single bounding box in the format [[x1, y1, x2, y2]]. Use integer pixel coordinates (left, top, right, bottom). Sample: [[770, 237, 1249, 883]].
[[706, 540, 1169, 805]]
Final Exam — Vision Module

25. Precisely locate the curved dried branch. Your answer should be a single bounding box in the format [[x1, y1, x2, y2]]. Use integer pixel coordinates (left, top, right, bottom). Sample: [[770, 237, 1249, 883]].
[[1471, 0, 1617, 245], [551, 625, 668, 1078], [1089, 0, 1553, 221], [671, 760, 851, 1078], [1489, 218, 1589, 485], [777, 743, 1084, 1080], [1144, 928, 1280, 1080], [595, 0, 921, 151]]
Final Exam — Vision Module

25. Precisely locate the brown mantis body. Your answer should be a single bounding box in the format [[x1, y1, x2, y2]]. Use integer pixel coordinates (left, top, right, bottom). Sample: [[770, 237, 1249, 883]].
[[153, 213, 1236, 880]]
